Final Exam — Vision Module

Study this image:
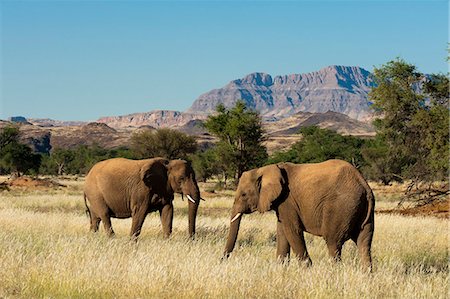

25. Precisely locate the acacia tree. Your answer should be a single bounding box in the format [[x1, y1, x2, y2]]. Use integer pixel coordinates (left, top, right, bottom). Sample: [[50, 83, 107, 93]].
[[204, 101, 267, 181], [131, 128, 197, 159], [368, 58, 449, 187]]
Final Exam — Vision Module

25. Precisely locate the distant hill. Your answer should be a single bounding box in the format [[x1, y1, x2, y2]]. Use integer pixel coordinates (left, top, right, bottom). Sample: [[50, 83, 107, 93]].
[[266, 111, 374, 137], [0, 121, 129, 153], [97, 110, 208, 129], [28, 118, 87, 127], [187, 65, 375, 121]]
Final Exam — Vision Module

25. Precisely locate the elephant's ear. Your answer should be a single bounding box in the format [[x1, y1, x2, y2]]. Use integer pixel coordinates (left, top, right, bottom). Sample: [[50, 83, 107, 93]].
[[256, 165, 285, 212], [140, 158, 169, 192]]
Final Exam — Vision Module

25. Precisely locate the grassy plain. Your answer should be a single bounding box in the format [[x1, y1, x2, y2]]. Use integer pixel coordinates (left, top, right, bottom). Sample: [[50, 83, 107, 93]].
[[0, 177, 448, 298]]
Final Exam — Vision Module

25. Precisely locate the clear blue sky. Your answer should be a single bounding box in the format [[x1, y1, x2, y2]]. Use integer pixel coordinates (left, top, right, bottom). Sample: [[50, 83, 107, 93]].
[[1, 0, 448, 121]]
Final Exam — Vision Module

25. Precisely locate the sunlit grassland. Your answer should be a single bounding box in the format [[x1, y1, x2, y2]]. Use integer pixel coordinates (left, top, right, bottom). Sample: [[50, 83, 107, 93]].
[[0, 178, 448, 298]]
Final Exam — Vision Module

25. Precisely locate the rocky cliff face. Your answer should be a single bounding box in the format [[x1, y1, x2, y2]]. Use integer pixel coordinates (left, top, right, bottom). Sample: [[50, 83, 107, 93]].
[[187, 65, 375, 121], [97, 110, 208, 129]]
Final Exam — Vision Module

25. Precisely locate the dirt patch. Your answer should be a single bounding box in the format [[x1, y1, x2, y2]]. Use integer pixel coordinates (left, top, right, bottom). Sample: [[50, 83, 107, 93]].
[[6, 177, 66, 190], [378, 198, 449, 219]]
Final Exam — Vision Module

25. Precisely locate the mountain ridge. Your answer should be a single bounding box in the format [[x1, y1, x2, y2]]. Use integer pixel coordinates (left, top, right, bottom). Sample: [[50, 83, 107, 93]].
[[187, 65, 375, 121]]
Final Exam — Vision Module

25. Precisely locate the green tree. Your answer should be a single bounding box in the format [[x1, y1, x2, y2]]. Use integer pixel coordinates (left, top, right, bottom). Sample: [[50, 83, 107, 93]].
[[204, 101, 268, 180], [408, 73, 449, 181], [369, 58, 449, 184], [0, 125, 42, 176], [369, 58, 423, 182], [130, 128, 197, 160], [39, 148, 75, 175]]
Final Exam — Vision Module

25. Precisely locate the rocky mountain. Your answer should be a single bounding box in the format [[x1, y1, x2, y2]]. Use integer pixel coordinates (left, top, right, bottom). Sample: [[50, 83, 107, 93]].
[[187, 65, 375, 121], [97, 110, 208, 129]]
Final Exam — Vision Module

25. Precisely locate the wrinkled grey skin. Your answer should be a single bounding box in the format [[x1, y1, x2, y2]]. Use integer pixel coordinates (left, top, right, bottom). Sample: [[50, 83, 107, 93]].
[[223, 159, 375, 271], [84, 158, 201, 239]]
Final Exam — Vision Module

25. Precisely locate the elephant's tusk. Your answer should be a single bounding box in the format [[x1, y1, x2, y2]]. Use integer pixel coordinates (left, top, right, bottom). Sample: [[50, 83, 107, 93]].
[[186, 194, 196, 204], [230, 213, 241, 223]]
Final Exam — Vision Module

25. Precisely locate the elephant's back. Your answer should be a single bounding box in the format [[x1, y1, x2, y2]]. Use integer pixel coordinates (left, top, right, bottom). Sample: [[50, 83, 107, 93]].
[[301, 159, 354, 173], [285, 159, 359, 183]]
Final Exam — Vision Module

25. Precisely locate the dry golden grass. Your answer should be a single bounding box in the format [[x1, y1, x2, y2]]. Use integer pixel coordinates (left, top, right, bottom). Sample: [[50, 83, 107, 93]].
[[0, 178, 448, 298]]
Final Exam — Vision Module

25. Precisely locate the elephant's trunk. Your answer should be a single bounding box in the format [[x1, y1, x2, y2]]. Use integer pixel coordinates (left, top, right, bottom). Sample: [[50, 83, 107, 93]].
[[187, 182, 201, 238], [188, 200, 199, 238], [223, 212, 242, 258]]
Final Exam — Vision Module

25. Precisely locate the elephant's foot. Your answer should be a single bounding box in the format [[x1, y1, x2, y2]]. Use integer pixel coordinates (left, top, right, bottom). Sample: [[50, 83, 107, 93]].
[[276, 254, 290, 265], [304, 258, 313, 267], [298, 256, 312, 267]]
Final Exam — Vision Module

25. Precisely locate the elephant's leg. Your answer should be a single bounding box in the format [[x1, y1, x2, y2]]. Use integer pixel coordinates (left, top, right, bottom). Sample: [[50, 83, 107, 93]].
[[90, 196, 113, 236], [282, 224, 312, 266], [325, 239, 342, 262], [276, 220, 290, 262], [90, 212, 101, 232], [321, 203, 347, 263], [356, 223, 374, 272], [159, 204, 173, 238], [130, 200, 150, 239], [100, 212, 114, 236]]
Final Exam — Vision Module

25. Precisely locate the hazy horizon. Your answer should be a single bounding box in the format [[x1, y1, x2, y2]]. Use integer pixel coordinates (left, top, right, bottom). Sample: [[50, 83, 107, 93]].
[[1, 0, 448, 121]]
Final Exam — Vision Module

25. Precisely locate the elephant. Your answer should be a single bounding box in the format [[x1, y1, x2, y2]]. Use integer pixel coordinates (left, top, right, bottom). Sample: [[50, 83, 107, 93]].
[[83, 157, 201, 239], [223, 159, 375, 270]]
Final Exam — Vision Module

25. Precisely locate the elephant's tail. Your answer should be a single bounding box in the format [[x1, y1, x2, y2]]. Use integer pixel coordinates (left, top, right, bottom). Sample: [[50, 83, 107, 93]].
[[84, 193, 91, 218], [361, 187, 375, 229]]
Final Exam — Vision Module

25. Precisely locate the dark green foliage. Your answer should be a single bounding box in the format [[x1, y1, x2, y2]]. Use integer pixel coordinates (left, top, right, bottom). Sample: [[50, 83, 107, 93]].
[[131, 128, 197, 160], [0, 126, 20, 148], [368, 58, 449, 184], [204, 101, 268, 180], [190, 149, 221, 182], [0, 126, 42, 176], [267, 126, 365, 167], [360, 136, 394, 185], [1, 143, 42, 176]]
